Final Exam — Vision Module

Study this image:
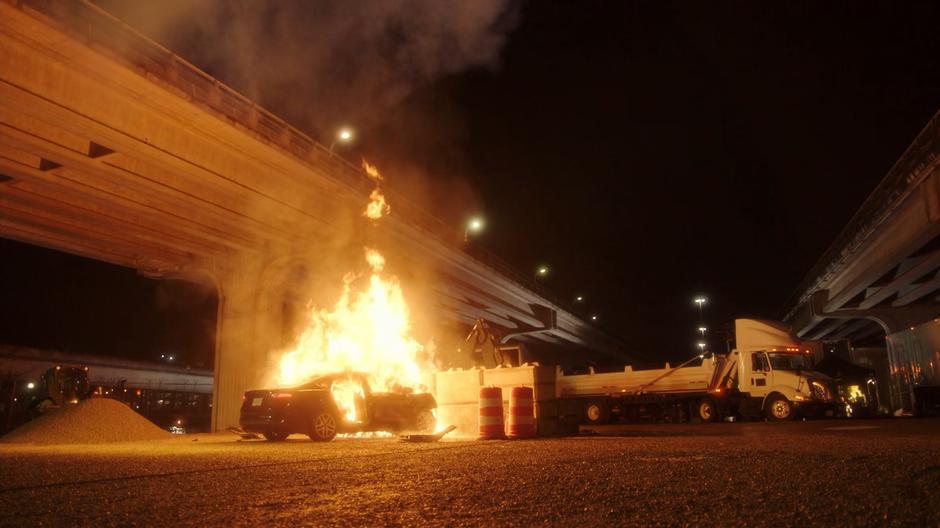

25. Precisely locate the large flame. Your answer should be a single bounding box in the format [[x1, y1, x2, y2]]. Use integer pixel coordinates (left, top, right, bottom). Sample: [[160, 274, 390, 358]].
[[275, 247, 429, 421], [272, 160, 432, 425]]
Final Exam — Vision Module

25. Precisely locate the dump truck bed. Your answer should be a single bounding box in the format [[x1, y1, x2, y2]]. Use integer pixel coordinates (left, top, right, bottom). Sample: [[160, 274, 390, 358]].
[[556, 356, 727, 397]]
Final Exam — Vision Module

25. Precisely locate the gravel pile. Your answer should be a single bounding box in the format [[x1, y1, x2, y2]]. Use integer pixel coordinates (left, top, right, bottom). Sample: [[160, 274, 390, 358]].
[[0, 397, 170, 444]]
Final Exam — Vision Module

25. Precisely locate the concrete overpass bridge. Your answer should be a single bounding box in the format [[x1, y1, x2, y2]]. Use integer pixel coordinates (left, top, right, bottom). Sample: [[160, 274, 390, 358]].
[[784, 110, 940, 412], [0, 0, 631, 430]]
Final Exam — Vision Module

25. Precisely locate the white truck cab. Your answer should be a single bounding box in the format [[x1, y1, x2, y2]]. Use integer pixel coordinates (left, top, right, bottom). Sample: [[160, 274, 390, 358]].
[[720, 319, 835, 420], [555, 319, 835, 423]]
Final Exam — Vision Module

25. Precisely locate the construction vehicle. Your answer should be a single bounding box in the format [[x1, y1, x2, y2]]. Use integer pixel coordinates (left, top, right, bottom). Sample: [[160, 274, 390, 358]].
[[465, 319, 526, 368], [556, 319, 837, 423], [28, 364, 91, 414]]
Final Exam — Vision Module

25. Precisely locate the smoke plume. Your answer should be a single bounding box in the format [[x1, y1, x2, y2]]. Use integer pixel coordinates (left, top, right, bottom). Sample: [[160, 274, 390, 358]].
[[94, 0, 517, 137]]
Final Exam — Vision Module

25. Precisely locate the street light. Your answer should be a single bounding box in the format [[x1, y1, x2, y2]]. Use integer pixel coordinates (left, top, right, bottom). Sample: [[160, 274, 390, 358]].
[[697, 342, 706, 351], [464, 216, 484, 241], [535, 265, 549, 280], [329, 126, 354, 154], [693, 296, 707, 322], [575, 295, 584, 303], [590, 315, 598, 321], [698, 326, 707, 337]]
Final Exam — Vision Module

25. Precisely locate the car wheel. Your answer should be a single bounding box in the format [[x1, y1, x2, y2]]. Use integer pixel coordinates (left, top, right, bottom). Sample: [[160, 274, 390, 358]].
[[309, 411, 338, 441], [584, 400, 609, 425], [263, 431, 288, 442], [765, 395, 794, 421], [695, 399, 716, 423], [415, 410, 436, 433]]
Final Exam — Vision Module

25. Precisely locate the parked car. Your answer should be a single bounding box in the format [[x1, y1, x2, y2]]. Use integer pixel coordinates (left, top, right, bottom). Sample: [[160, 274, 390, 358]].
[[240, 372, 436, 441]]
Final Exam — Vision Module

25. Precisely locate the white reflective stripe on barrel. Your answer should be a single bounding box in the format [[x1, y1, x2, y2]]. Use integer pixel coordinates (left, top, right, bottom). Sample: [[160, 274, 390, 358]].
[[479, 416, 503, 426], [510, 398, 533, 407], [479, 398, 503, 407]]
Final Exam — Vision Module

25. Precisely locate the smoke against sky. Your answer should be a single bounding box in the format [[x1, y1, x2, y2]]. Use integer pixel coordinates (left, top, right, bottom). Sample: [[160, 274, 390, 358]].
[[95, 0, 518, 225], [96, 0, 516, 136]]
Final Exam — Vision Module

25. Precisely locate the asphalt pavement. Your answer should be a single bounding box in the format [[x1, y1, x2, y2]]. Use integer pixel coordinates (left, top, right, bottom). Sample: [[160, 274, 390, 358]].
[[1, 419, 939, 526]]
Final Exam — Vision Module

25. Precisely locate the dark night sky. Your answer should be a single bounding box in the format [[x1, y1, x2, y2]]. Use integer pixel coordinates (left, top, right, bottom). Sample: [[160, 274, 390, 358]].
[[3, 1, 940, 364], [443, 1, 940, 357]]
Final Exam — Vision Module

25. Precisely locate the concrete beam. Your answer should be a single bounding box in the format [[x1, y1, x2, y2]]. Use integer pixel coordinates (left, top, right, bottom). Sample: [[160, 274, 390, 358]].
[[858, 249, 940, 309], [824, 186, 940, 312], [892, 272, 940, 307]]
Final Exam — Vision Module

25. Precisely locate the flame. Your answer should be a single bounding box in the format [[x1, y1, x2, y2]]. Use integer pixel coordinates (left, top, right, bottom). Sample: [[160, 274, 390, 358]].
[[272, 160, 433, 427], [365, 248, 385, 272], [362, 160, 383, 181], [362, 158, 390, 219], [330, 378, 365, 422], [275, 248, 429, 422], [365, 188, 390, 219]]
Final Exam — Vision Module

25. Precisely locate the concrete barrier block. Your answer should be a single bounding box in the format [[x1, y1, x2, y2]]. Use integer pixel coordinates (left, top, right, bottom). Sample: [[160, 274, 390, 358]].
[[434, 369, 484, 405], [482, 365, 556, 402]]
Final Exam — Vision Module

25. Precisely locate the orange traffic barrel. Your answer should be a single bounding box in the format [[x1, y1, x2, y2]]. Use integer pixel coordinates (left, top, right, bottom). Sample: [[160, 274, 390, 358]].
[[478, 386, 506, 439], [507, 386, 535, 439]]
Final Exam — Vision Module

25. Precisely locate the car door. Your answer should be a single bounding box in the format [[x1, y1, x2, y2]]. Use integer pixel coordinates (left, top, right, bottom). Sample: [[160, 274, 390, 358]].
[[750, 351, 771, 397]]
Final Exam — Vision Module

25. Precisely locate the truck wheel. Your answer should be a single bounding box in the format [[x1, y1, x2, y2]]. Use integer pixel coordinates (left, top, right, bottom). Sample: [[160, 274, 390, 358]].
[[309, 411, 338, 441], [765, 395, 794, 421], [695, 399, 716, 423], [415, 410, 436, 433], [584, 400, 610, 425], [263, 431, 288, 442]]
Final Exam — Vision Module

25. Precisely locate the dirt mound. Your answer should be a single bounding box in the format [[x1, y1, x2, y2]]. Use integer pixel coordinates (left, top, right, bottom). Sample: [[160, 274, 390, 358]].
[[0, 397, 171, 444]]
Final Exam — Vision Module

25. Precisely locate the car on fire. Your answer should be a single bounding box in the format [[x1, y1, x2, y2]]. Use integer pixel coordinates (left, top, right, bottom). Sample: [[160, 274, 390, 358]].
[[240, 372, 436, 441]]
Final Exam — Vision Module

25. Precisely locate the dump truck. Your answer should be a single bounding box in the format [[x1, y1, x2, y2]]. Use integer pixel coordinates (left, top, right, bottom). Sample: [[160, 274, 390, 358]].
[[557, 319, 836, 423]]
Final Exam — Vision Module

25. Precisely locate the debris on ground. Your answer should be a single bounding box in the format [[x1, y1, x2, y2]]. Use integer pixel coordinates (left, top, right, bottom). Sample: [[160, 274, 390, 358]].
[[401, 425, 457, 442], [0, 397, 170, 444]]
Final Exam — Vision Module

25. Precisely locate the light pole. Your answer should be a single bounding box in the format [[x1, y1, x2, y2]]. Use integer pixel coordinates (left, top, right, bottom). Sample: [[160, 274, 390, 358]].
[[464, 216, 484, 242], [694, 296, 707, 352], [328, 127, 354, 155]]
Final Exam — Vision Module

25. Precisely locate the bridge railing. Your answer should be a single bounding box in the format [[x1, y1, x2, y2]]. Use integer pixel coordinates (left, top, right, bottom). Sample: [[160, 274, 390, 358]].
[[22, 0, 589, 323]]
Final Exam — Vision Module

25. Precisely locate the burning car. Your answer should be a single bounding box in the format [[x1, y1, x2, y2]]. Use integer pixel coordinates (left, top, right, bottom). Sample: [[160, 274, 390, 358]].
[[240, 372, 436, 441]]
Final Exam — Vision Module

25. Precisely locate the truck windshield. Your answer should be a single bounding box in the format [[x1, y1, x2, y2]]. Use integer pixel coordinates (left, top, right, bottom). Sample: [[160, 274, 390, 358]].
[[767, 353, 812, 371]]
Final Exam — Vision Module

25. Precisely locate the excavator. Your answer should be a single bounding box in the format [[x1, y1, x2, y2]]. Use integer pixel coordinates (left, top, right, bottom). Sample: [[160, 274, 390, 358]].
[[464, 319, 526, 368], [28, 364, 91, 414]]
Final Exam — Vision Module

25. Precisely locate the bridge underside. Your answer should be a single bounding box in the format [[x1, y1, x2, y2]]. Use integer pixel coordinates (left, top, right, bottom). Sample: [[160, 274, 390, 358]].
[[785, 110, 940, 343]]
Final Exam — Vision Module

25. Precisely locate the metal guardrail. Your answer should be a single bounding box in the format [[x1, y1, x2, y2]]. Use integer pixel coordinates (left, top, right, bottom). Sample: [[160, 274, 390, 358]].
[[17, 0, 597, 329], [782, 109, 940, 320]]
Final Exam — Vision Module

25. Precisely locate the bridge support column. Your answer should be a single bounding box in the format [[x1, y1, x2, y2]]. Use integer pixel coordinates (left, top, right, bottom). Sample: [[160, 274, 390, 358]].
[[211, 260, 269, 432]]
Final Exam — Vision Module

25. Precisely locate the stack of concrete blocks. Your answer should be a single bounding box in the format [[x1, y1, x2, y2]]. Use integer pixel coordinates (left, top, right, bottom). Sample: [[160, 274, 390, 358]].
[[433, 365, 580, 437], [434, 368, 485, 438]]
